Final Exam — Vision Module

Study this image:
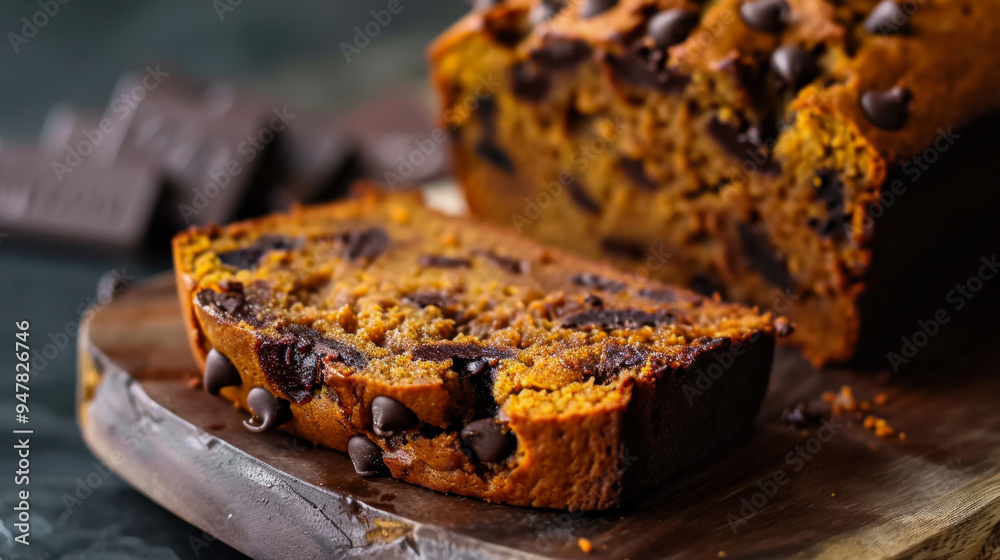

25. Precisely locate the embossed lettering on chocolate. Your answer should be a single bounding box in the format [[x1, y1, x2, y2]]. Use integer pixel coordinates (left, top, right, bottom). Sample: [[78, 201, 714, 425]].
[[173, 187, 782, 510]]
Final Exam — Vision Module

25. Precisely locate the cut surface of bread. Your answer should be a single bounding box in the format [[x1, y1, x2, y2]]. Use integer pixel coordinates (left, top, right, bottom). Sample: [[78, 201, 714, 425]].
[[172, 189, 780, 510]]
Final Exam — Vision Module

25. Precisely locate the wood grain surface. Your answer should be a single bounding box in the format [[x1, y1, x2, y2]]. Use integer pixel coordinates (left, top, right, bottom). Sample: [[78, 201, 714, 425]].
[[76, 273, 1000, 559]]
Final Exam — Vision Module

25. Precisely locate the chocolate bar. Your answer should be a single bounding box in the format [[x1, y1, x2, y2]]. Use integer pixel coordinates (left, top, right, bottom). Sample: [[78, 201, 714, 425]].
[[98, 72, 286, 226], [0, 145, 162, 250]]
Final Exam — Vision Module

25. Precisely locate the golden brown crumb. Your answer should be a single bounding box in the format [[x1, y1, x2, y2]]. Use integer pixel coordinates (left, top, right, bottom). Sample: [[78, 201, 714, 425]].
[[899, 432, 907, 441], [187, 377, 202, 389], [859, 401, 871, 411], [830, 493, 835, 497], [800, 429, 809, 437], [874, 393, 888, 406], [862, 415, 896, 437], [821, 391, 836, 403], [830, 385, 855, 415], [577, 537, 593, 553], [874, 419, 895, 438], [718, 552, 727, 558], [868, 444, 879, 452]]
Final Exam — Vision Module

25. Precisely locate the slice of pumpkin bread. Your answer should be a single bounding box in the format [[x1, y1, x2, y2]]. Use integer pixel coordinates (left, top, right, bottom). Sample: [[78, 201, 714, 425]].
[[172, 188, 782, 510]]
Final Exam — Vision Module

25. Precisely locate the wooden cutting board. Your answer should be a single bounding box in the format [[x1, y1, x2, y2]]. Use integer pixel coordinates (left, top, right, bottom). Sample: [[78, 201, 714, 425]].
[[76, 273, 1000, 559]]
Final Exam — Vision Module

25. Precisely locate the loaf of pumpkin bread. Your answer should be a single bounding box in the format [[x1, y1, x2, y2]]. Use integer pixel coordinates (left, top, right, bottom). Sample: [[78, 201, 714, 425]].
[[430, 0, 1000, 365], [172, 189, 781, 510]]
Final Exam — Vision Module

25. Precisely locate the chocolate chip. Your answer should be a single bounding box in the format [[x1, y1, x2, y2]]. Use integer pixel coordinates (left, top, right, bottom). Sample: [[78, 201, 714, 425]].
[[571, 272, 626, 293], [570, 343, 652, 384], [739, 0, 790, 34], [579, 0, 617, 19], [474, 140, 516, 173], [584, 293, 604, 307], [461, 418, 514, 462], [808, 170, 849, 238], [195, 283, 269, 327], [204, 349, 242, 396], [620, 157, 658, 191], [474, 249, 530, 274], [600, 237, 646, 260], [258, 324, 369, 403], [411, 342, 515, 363], [770, 46, 816, 91], [706, 116, 779, 174], [780, 402, 820, 429], [371, 396, 418, 437], [475, 96, 499, 138], [648, 9, 699, 48], [243, 387, 291, 433], [348, 436, 386, 477], [403, 291, 457, 310], [814, 170, 844, 211], [510, 62, 550, 103], [529, 0, 564, 25], [561, 308, 677, 330], [564, 175, 601, 214], [334, 227, 389, 261], [604, 50, 688, 93], [418, 254, 472, 268], [861, 86, 912, 131], [218, 235, 299, 270], [530, 40, 593, 70], [736, 223, 795, 289], [464, 358, 490, 376], [863, 1, 911, 35]]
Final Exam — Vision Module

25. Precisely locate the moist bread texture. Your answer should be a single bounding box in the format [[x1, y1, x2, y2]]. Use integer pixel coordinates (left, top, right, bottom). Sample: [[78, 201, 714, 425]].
[[172, 189, 779, 510], [429, 0, 1000, 365]]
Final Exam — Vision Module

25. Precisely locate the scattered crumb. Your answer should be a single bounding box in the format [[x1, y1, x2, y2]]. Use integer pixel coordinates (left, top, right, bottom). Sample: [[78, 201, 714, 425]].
[[860, 401, 872, 411], [862, 415, 895, 437], [718, 552, 727, 558], [874, 419, 895, 438], [868, 443, 879, 452], [800, 429, 809, 437], [874, 393, 888, 406], [828, 385, 856, 415], [577, 537, 593, 554], [187, 377, 202, 389], [899, 432, 907, 441], [830, 493, 836, 497], [821, 391, 836, 403]]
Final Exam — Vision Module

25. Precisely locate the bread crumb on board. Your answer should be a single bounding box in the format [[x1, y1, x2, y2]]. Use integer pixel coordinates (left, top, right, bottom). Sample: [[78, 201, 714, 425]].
[[577, 537, 593, 553]]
